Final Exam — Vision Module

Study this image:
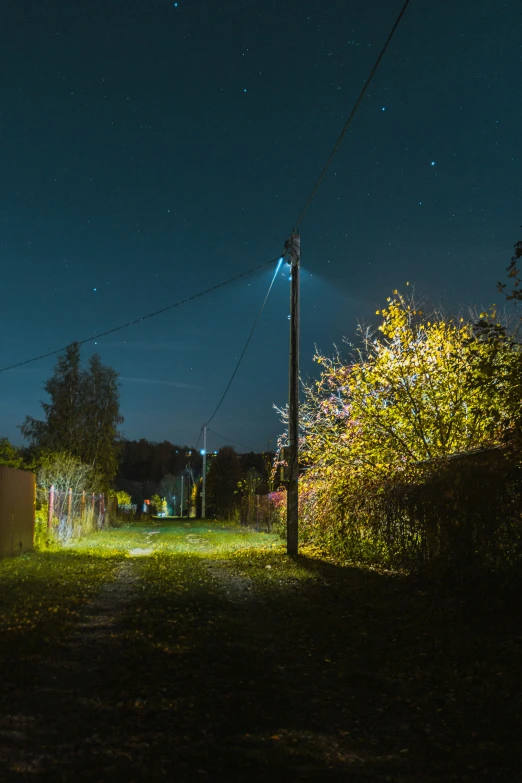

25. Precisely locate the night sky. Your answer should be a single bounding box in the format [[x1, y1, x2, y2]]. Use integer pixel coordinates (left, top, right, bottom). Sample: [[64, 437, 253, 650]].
[[1, 0, 521, 452]]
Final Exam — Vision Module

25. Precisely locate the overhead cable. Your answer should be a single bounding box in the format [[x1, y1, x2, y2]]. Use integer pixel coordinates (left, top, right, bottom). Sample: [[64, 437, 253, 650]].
[[292, 0, 412, 233], [0, 254, 281, 373], [195, 428, 202, 452], [207, 428, 257, 453], [205, 255, 284, 427]]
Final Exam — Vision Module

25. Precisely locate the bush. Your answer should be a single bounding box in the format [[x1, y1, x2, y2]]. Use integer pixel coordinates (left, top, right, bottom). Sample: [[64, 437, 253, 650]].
[[275, 292, 522, 583]]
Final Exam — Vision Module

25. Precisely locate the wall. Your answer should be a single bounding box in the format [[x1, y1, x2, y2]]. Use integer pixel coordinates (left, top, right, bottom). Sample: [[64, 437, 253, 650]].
[[0, 466, 35, 558]]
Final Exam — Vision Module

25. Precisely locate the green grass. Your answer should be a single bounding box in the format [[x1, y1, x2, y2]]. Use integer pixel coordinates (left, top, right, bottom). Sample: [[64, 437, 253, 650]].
[[0, 520, 521, 780], [0, 545, 123, 698], [69, 518, 281, 556]]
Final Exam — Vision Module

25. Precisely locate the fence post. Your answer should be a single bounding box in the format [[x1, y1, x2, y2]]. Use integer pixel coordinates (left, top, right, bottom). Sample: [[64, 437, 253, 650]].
[[92, 492, 95, 514], [67, 487, 73, 529], [48, 485, 55, 532], [81, 490, 86, 520], [99, 494, 104, 528]]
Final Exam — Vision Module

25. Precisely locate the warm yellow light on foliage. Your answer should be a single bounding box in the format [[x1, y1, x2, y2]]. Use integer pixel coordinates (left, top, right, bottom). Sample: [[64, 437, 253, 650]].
[[277, 289, 522, 560]]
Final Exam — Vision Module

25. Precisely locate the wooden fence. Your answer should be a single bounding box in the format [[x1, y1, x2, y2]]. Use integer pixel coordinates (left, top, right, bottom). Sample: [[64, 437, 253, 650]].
[[0, 466, 35, 558]]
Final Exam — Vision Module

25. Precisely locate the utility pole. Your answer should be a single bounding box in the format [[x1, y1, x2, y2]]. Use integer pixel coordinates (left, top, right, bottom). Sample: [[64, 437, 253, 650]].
[[201, 424, 207, 518], [180, 474, 184, 518], [286, 233, 300, 555]]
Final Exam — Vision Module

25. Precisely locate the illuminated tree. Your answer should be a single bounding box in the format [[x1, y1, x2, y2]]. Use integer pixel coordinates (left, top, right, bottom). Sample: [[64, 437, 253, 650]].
[[159, 473, 179, 514], [300, 292, 522, 480], [275, 290, 522, 556], [37, 451, 101, 495]]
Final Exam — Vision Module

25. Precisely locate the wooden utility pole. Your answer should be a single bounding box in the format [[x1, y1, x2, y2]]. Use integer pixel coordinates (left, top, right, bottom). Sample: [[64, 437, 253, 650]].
[[201, 424, 207, 518], [286, 233, 300, 555]]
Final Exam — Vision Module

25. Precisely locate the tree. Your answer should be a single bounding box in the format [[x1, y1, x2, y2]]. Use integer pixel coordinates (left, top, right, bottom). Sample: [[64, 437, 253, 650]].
[[296, 292, 522, 483], [118, 439, 202, 483], [498, 237, 522, 301], [22, 343, 83, 456], [159, 473, 178, 513], [112, 490, 132, 506], [0, 437, 24, 469], [80, 354, 123, 486], [206, 446, 240, 519], [150, 493, 166, 516], [273, 291, 522, 550], [37, 451, 101, 495], [21, 343, 123, 490]]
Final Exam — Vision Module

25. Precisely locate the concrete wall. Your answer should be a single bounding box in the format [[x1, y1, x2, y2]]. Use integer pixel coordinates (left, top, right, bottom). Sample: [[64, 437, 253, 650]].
[[0, 466, 35, 558]]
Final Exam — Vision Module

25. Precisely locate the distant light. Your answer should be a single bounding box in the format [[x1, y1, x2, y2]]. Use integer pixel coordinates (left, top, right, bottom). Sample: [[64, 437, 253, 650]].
[[431, 161, 436, 166], [381, 106, 386, 111], [214, 451, 217, 455], [200, 449, 206, 455], [243, 88, 247, 93], [93, 288, 97, 291]]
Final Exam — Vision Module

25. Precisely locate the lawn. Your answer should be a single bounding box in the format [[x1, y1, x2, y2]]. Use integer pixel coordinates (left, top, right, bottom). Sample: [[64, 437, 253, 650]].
[[0, 520, 520, 780]]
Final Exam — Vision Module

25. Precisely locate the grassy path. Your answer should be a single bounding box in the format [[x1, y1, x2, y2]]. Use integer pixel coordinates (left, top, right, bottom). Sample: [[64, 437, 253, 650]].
[[0, 521, 520, 781]]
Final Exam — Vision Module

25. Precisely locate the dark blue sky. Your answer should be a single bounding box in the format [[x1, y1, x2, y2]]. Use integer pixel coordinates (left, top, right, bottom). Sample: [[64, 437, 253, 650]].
[[1, 0, 520, 451]]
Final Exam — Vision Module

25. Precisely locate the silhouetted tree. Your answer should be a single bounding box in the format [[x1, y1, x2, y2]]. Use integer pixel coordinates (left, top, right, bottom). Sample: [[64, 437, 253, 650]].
[[498, 237, 522, 301], [0, 437, 24, 469], [206, 446, 240, 519], [118, 440, 201, 483], [20, 342, 123, 490]]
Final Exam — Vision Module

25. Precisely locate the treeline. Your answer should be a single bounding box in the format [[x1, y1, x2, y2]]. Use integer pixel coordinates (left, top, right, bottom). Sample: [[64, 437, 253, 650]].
[[116, 439, 274, 518], [206, 446, 274, 520], [117, 439, 202, 483]]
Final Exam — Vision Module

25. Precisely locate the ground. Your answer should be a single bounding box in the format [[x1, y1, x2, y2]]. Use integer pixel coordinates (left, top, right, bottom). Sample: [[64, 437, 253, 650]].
[[0, 520, 520, 782]]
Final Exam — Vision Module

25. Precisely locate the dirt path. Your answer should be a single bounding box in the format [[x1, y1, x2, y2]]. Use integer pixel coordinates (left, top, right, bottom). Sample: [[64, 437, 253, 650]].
[[0, 523, 521, 781], [0, 560, 142, 780]]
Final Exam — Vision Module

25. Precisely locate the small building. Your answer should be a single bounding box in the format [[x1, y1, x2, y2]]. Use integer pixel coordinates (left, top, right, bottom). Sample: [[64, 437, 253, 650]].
[[0, 466, 35, 558]]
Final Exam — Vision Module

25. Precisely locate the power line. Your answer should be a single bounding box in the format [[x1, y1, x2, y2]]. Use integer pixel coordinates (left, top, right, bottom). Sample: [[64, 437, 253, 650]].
[[0, 254, 281, 374], [207, 428, 257, 453], [195, 3, 412, 462], [195, 428, 202, 452], [292, 0, 412, 233], [205, 255, 284, 427]]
